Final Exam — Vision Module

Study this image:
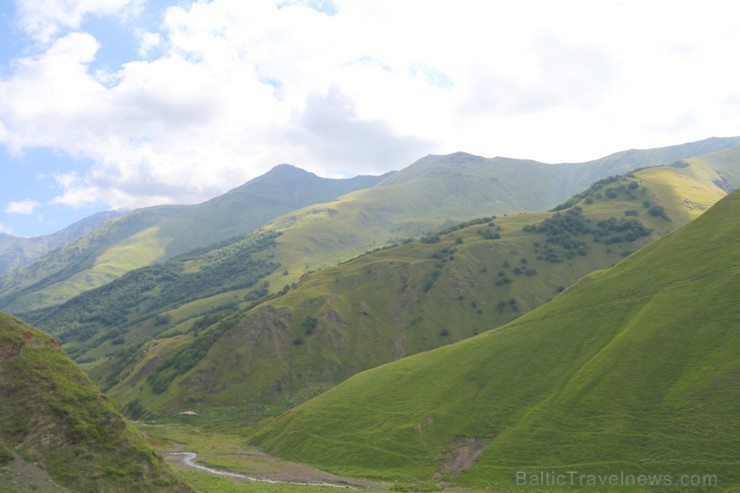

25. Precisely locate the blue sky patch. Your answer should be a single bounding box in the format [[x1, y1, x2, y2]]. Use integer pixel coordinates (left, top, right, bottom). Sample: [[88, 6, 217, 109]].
[[277, 0, 338, 16], [0, 148, 104, 237], [410, 64, 454, 89]]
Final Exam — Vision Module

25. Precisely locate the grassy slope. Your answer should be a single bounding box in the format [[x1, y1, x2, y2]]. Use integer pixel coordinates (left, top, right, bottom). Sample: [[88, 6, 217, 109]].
[[260, 138, 740, 285], [0, 206, 184, 314], [0, 166, 386, 315], [0, 211, 124, 277], [104, 163, 726, 418], [248, 191, 740, 491], [34, 230, 282, 360], [7, 138, 736, 319], [4, 139, 736, 320], [558, 135, 740, 185], [0, 313, 192, 493]]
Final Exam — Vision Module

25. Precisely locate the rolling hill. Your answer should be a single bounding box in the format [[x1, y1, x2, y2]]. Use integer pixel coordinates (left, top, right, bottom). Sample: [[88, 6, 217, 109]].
[[0, 312, 191, 492], [52, 158, 729, 419], [0, 165, 389, 315], [248, 189, 740, 491]]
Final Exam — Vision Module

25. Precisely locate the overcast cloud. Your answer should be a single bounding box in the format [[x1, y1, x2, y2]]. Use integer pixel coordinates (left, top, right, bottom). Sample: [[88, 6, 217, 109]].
[[1, 0, 739, 235]]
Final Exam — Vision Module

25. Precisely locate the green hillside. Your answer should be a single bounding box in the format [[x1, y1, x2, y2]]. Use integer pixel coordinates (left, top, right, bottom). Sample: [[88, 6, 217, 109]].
[[29, 230, 282, 350], [3, 138, 736, 319], [0, 313, 191, 492], [249, 190, 740, 491], [0, 211, 123, 276], [81, 162, 726, 418], [0, 165, 387, 315], [258, 137, 740, 284], [558, 135, 740, 186]]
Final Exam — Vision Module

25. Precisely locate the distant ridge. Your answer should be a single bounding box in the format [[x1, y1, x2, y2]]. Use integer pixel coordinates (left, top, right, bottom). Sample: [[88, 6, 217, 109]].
[[0, 164, 389, 314], [0, 210, 124, 276]]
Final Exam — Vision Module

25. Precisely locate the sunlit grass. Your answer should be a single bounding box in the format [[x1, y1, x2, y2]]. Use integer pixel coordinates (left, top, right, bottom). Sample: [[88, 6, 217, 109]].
[[249, 191, 740, 491]]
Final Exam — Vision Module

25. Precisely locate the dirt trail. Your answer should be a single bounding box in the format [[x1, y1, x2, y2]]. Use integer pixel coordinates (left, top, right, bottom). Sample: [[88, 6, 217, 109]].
[[164, 450, 389, 490]]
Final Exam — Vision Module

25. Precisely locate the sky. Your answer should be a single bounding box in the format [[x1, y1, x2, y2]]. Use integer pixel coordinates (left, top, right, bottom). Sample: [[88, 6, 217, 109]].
[[1, 0, 739, 237]]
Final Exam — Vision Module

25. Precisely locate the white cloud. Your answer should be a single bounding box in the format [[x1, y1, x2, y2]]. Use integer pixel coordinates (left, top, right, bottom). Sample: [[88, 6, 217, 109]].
[[1, 0, 740, 217], [0, 32, 106, 155], [4, 199, 41, 215], [0, 223, 13, 235], [136, 30, 162, 57], [292, 87, 434, 170], [47, 171, 101, 208], [14, 0, 143, 43]]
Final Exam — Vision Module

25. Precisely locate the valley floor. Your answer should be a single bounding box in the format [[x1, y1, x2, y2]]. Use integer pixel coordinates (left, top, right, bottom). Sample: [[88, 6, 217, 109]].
[[163, 449, 389, 490], [139, 421, 494, 493]]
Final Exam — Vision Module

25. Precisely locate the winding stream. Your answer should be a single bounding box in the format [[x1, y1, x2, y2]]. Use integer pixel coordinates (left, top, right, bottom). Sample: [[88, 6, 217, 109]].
[[167, 451, 358, 489]]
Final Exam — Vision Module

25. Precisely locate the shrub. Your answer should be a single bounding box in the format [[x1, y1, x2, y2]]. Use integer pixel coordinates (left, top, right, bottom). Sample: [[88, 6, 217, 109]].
[[478, 228, 500, 240], [495, 276, 511, 286], [648, 206, 670, 220], [303, 316, 319, 335]]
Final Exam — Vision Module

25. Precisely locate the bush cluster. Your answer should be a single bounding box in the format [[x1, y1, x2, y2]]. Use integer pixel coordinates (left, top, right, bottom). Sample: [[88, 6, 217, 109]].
[[523, 207, 652, 263]]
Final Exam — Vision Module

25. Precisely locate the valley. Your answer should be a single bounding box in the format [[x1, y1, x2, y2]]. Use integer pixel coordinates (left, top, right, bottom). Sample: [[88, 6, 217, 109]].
[[43, 154, 732, 420], [1, 138, 738, 492]]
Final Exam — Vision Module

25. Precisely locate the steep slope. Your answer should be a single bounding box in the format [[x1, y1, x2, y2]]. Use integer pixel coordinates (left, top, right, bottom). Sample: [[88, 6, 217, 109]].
[[0, 313, 191, 493], [0, 211, 123, 276], [0, 165, 388, 314], [249, 190, 740, 490], [81, 161, 725, 417]]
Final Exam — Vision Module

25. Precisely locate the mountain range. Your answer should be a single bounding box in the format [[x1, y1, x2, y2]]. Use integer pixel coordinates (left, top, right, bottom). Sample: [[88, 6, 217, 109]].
[[92, 159, 727, 417], [0, 136, 738, 492], [2, 137, 738, 320], [0, 137, 731, 423], [0, 166, 390, 315]]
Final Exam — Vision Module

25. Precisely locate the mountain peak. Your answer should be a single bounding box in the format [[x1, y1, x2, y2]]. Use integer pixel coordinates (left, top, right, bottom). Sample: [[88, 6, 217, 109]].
[[263, 163, 315, 178]]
